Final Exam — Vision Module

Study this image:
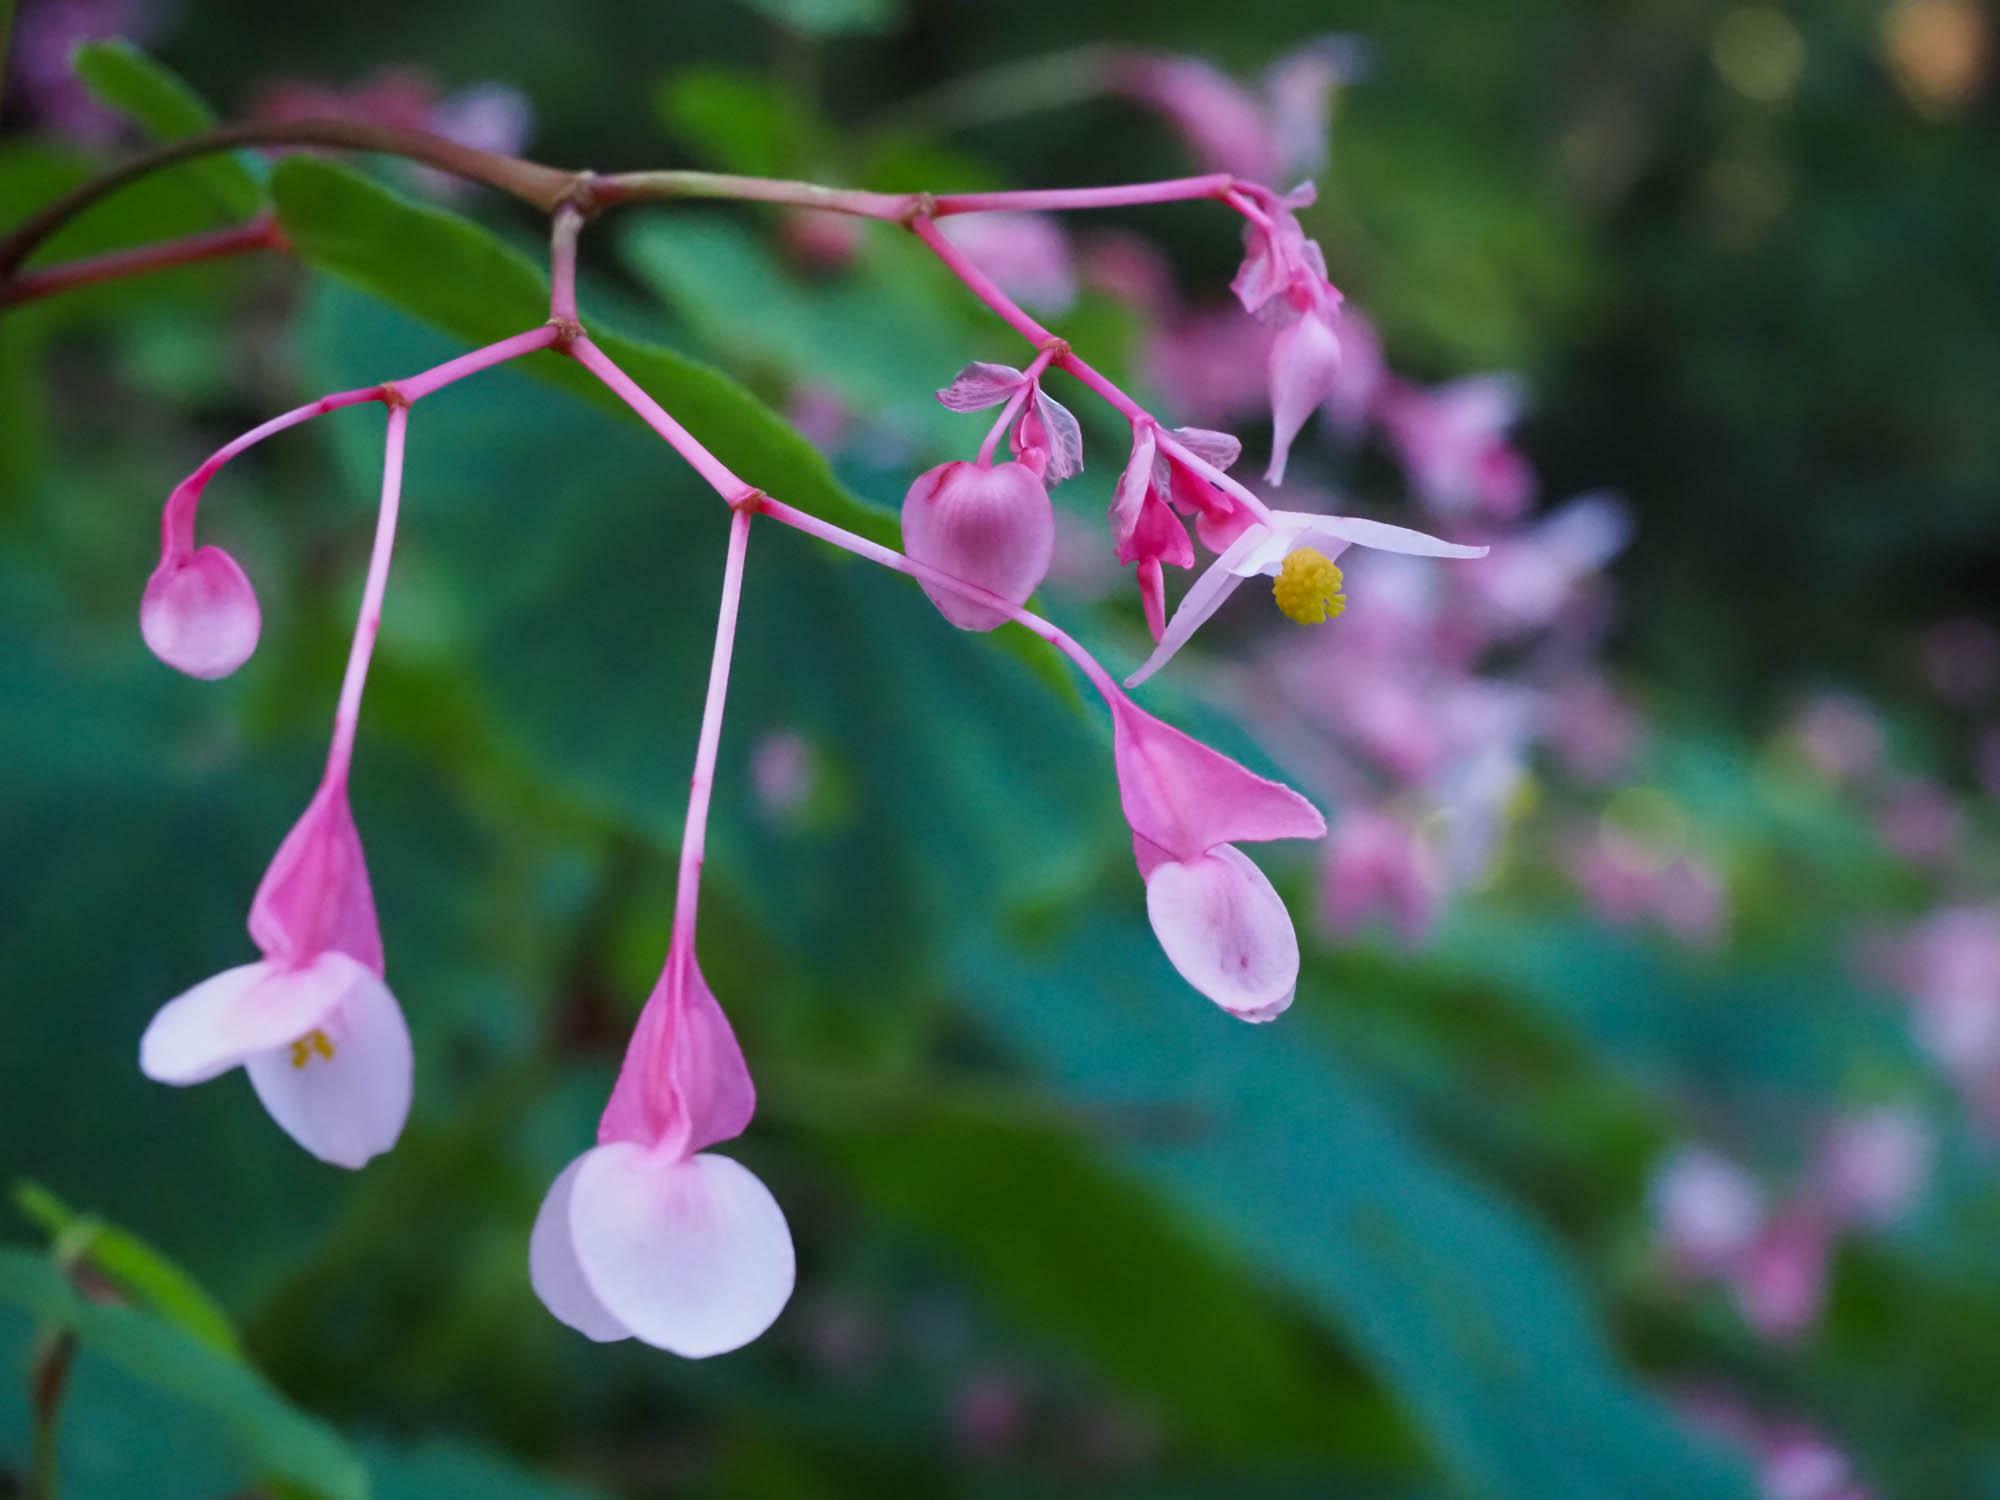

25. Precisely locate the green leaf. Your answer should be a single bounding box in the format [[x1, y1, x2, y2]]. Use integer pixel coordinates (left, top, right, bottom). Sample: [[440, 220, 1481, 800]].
[[728, 0, 903, 36], [0, 1249, 368, 1500], [269, 154, 896, 548], [655, 68, 821, 177], [70, 39, 264, 219], [622, 213, 970, 451], [12, 1181, 242, 1360], [949, 918, 1760, 1500]]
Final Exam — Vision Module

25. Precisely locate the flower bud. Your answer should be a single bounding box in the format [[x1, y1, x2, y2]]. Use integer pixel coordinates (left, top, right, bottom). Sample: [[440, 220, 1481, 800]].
[[140, 545, 262, 679], [900, 460, 1054, 632]]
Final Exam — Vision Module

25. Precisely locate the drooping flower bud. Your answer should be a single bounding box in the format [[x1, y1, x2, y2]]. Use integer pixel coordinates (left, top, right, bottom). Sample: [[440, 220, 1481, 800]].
[[901, 460, 1055, 632], [140, 544, 261, 680]]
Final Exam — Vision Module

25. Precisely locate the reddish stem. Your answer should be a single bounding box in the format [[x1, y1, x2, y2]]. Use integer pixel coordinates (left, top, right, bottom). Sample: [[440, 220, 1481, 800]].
[[0, 215, 285, 307]]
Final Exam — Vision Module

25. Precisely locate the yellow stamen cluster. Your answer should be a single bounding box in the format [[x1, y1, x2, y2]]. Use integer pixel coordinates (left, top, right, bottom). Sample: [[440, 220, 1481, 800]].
[[289, 1028, 336, 1069], [1273, 547, 1347, 625]]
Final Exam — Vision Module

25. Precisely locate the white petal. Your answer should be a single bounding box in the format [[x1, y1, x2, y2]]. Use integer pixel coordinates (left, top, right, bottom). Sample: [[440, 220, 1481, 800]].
[[243, 971, 412, 1169], [530, 1153, 630, 1342], [141, 955, 358, 1086], [571, 1144, 795, 1359], [1124, 523, 1273, 687], [1145, 846, 1300, 1022], [1278, 509, 1490, 560]]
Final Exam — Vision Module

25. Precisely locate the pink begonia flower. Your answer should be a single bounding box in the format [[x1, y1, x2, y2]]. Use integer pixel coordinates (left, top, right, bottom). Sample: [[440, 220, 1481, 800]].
[[140, 779, 411, 1168], [1380, 375, 1537, 520], [1870, 905, 2000, 1075], [1127, 507, 1487, 687], [1651, 1146, 1765, 1276], [139, 406, 415, 1169], [141, 467, 264, 679], [1320, 808, 1442, 946], [534, 506, 793, 1358], [1728, 1202, 1832, 1344], [937, 213, 1078, 315], [532, 943, 793, 1357], [1816, 1106, 1932, 1230], [1108, 423, 1251, 638], [1106, 691, 1325, 1020], [935, 360, 1084, 484], [1265, 305, 1343, 484], [901, 460, 1055, 632]]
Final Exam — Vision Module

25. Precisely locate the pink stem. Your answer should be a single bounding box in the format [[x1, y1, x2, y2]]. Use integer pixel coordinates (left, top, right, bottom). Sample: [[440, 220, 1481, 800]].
[[0, 215, 285, 308], [931, 175, 1235, 215], [159, 387, 382, 555], [325, 403, 409, 784], [392, 324, 560, 402], [759, 495, 1124, 706], [567, 336, 755, 501], [672, 504, 754, 946], [548, 206, 583, 324]]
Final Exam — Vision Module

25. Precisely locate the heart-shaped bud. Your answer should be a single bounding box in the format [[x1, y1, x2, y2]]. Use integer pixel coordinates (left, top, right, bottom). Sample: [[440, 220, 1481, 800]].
[[900, 460, 1054, 632], [140, 545, 261, 679]]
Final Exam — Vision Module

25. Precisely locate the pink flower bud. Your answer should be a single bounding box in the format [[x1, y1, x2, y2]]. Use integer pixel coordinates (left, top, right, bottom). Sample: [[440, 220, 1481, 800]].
[[900, 460, 1054, 632], [140, 545, 261, 679]]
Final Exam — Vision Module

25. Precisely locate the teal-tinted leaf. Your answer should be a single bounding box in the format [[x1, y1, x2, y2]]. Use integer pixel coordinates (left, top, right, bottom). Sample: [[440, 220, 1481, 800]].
[[12, 1181, 242, 1360], [950, 918, 1758, 1500], [365, 1437, 609, 1500], [728, 0, 903, 36], [269, 154, 896, 547], [834, 1105, 1383, 1459], [622, 213, 970, 450], [70, 39, 265, 218], [0, 1249, 367, 1500], [655, 68, 821, 177]]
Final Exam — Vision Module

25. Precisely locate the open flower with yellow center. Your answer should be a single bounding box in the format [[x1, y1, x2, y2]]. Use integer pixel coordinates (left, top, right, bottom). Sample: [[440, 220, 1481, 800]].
[[1126, 508, 1487, 687]]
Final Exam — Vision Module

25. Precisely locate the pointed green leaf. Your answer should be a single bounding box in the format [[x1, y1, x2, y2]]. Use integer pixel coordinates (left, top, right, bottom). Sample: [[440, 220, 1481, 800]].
[[0, 1249, 367, 1500], [70, 39, 264, 218]]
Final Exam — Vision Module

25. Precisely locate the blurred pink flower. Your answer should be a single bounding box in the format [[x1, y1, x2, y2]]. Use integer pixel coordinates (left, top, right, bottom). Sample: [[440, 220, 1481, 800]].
[[1815, 1106, 1932, 1230], [1675, 1390, 1875, 1500], [1462, 494, 1632, 639], [1729, 1202, 1832, 1344], [950, 1369, 1028, 1458], [1108, 39, 1363, 181], [1651, 1146, 1765, 1276], [1323, 306, 1387, 439], [750, 731, 817, 820], [8, 0, 162, 142], [1566, 826, 1728, 951], [937, 213, 1077, 314], [1380, 375, 1537, 521], [1545, 672, 1645, 783], [1788, 693, 1885, 785], [1320, 809, 1442, 945], [1874, 777, 1964, 866], [1145, 308, 1275, 425], [250, 66, 533, 194], [1871, 905, 2000, 1075]]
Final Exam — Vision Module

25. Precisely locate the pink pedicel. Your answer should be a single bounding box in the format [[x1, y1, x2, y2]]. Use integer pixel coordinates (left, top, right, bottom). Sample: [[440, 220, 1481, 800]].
[[901, 460, 1056, 632], [533, 508, 795, 1358], [140, 407, 416, 1169]]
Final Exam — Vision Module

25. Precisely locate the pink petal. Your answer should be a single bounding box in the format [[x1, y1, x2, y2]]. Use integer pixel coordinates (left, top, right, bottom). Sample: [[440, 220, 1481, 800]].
[[1028, 389, 1084, 483], [1110, 693, 1324, 861], [140, 953, 365, 1085], [248, 780, 385, 974], [529, 1153, 630, 1342], [1265, 310, 1342, 485], [140, 545, 261, 680], [1108, 424, 1158, 555], [901, 460, 1054, 632], [1274, 510, 1490, 563], [1166, 425, 1242, 472], [243, 969, 411, 1168], [936, 362, 1026, 413], [571, 1144, 796, 1358], [598, 948, 756, 1158], [1145, 845, 1300, 1021]]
